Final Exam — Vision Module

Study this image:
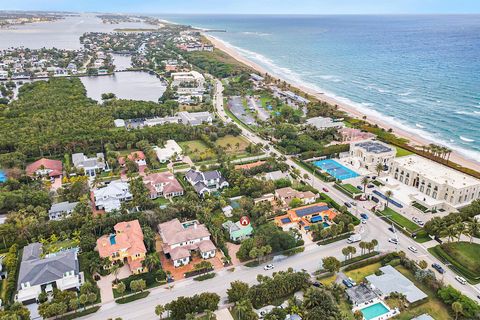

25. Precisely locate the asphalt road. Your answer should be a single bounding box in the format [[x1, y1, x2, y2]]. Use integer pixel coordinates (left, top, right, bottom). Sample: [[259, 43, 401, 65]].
[[79, 80, 479, 319]]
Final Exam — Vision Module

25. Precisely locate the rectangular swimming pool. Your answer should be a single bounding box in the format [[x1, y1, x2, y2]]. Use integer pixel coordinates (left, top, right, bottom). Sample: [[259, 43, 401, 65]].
[[313, 159, 359, 180], [360, 302, 390, 320]]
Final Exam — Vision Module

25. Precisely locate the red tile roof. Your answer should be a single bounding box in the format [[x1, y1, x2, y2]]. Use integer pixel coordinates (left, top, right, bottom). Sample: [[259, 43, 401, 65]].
[[97, 220, 147, 259], [25, 158, 63, 177]]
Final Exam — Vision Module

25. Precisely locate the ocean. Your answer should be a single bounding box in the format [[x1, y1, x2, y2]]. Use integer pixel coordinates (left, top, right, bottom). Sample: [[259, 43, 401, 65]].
[[161, 14, 480, 161]]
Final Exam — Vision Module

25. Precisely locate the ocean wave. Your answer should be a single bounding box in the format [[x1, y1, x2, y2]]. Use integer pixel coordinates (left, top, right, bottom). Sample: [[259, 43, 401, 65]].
[[365, 85, 390, 93], [455, 110, 480, 116], [460, 136, 475, 143], [416, 123, 425, 129], [208, 35, 480, 163], [317, 75, 342, 82], [398, 98, 418, 104], [398, 90, 414, 96]]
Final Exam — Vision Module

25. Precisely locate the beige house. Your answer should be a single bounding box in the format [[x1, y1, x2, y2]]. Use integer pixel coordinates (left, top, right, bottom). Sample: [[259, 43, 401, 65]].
[[349, 140, 396, 172], [274, 187, 317, 207]]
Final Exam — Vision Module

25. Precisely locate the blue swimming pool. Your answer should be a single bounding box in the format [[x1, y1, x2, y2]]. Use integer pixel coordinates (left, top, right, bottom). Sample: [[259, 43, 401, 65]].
[[0, 170, 6, 183], [313, 159, 359, 180], [360, 302, 390, 320]]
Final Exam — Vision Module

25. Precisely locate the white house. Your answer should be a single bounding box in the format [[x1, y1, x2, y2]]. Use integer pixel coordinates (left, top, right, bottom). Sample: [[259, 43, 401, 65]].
[[17, 243, 83, 304], [158, 219, 216, 267], [154, 140, 183, 163], [93, 180, 132, 212], [48, 201, 78, 221], [349, 140, 396, 171], [72, 152, 107, 177]]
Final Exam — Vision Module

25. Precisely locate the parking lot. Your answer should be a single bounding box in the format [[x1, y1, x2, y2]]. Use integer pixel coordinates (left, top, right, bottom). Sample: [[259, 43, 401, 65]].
[[228, 96, 257, 126]]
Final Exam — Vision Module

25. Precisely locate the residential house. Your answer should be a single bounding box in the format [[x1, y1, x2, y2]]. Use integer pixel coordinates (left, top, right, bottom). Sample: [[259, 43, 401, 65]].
[[274, 187, 317, 206], [158, 219, 216, 267], [17, 243, 83, 304], [222, 220, 253, 242], [48, 201, 78, 220], [305, 116, 345, 130], [114, 119, 126, 128], [177, 111, 213, 126], [97, 220, 147, 274], [263, 170, 291, 181], [348, 140, 396, 171], [72, 152, 107, 177], [185, 169, 229, 197], [118, 151, 147, 167], [143, 172, 184, 199], [154, 140, 183, 163], [274, 203, 337, 230], [93, 180, 132, 212], [25, 158, 63, 179]]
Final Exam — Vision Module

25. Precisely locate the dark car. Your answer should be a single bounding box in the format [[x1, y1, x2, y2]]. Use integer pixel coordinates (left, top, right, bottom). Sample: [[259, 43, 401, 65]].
[[371, 196, 380, 203], [356, 185, 363, 190], [388, 227, 395, 233], [312, 281, 321, 287], [432, 263, 445, 274], [360, 213, 369, 220], [344, 202, 352, 208], [367, 184, 375, 188], [342, 279, 353, 288]]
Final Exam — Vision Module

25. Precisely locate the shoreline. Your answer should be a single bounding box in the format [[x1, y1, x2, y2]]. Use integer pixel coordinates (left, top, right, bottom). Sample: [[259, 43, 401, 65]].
[[204, 34, 480, 173]]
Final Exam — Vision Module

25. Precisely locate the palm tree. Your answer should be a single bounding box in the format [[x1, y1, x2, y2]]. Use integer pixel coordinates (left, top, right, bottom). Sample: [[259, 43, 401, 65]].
[[375, 163, 384, 177], [155, 304, 165, 319], [361, 176, 369, 196], [385, 190, 393, 208], [468, 218, 480, 243], [456, 223, 466, 242], [342, 247, 350, 261], [445, 225, 458, 243], [235, 299, 252, 320], [452, 301, 463, 320], [142, 253, 161, 271]]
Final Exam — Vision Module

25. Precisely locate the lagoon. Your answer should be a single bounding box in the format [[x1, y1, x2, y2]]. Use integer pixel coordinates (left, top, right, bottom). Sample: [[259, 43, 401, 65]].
[[80, 71, 166, 102]]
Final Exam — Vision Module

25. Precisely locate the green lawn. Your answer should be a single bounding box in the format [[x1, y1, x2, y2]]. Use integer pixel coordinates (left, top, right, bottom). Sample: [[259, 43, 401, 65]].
[[395, 146, 413, 157], [179, 140, 216, 162], [341, 184, 362, 194], [441, 242, 480, 274], [380, 207, 420, 233], [153, 197, 170, 206], [344, 262, 382, 283], [43, 239, 79, 254], [428, 242, 480, 283]]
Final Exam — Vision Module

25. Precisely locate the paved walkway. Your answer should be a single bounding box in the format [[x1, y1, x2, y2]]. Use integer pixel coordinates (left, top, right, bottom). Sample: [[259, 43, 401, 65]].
[[97, 265, 132, 303]]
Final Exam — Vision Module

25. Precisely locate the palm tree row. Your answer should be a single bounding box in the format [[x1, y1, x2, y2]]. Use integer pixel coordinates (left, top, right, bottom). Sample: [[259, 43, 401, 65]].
[[421, 144, 453, 163]]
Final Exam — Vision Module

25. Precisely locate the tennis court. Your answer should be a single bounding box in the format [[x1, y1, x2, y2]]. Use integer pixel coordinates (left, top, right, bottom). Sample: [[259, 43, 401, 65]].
[[313, 159, 359, 180]]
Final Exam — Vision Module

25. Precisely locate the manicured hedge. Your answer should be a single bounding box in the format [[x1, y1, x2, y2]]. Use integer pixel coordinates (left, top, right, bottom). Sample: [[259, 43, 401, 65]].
[[59, 306, 100, 320], [116, 291, 150, 304], [429, 246, 480, 283], [317, 232, 353, 245], [193, 273, 216, 281]]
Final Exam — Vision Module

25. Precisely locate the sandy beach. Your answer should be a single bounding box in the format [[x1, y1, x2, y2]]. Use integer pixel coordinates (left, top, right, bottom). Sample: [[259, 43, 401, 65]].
[[205, 34, 480, 173]]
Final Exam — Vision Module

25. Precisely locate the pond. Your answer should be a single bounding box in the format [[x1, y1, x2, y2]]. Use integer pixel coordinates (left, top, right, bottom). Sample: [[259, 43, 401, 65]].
[[80, 71, 166, 102]]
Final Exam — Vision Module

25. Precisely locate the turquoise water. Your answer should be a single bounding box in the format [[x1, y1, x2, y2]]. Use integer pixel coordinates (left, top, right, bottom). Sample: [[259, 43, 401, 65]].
[[313, 159, 359, 180], [162, 15, 480, 163], [0, 170, 6, 183], [360, 302, 390, 320]]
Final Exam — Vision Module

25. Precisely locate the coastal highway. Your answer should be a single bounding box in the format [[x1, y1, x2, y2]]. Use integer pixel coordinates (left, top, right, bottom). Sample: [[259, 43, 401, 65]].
[[78, 81, 478, 319], [213, 79, 480, 301]]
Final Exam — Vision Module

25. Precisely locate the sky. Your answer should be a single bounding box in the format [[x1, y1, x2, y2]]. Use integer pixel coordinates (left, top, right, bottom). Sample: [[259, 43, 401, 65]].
[[1, 0, 480, 15]]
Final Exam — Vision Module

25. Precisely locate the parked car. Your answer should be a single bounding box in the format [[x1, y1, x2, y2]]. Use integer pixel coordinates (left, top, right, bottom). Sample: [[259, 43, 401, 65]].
[[455, 276, 467, 285], [322, 187, 329, 192], [312, 281, 321, 287], [342, 279, 353, 288], [388, 227, 395, 233], [360, 213, 369, 220], [344, 202, 352, 208], [367, 184, 375, 188], [264, 264, 275, 271], [356, 185, 363, 190], [371, 196, 380, 203], [348, 277, 357, 286], [388, 238, 398, 244], [418, 221, 425, 226], [412, 217, 418, 222], [432, 263, 445, 274], [408, 246, 418, 253], [361, 219, 367, 224], [350, 202, 357, 206]]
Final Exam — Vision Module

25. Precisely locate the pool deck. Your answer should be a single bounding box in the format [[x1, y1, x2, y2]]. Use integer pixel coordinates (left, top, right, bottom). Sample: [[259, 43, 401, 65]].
[[352, 299, 399, 320]]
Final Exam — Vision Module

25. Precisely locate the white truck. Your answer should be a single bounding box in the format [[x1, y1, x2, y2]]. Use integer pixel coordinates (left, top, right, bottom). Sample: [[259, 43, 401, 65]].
[[347, 234, 362, 243]]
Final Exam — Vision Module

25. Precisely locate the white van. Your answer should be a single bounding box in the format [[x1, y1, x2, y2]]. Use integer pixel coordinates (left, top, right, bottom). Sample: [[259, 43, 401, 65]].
[[455, 276, 467, 285]]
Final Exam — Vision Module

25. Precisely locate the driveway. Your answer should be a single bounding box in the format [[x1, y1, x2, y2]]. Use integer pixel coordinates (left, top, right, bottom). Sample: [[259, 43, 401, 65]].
[[97, 265, 132, 303]]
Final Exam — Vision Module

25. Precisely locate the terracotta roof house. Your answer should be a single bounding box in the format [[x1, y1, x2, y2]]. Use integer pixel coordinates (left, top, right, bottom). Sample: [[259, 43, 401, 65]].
[[118, 151, 147, 167], [275, 203, 337, 231], [26, 158, 63, 178], [234, 161, 266, 171], [97, 220, 147, 274], [17, 243, 83, 304], [143, 172, 184, 199], [158, 219, 216, 267], [274, 187, 318, 206], [185, 169, 229, 197]]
